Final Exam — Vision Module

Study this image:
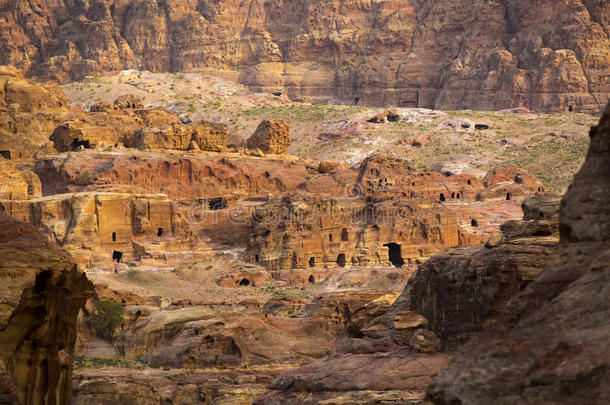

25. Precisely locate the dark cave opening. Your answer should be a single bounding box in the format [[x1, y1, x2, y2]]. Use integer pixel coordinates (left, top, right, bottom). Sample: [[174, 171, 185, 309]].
[[336, 253, 346, 267], [383, 243, 405, 268]]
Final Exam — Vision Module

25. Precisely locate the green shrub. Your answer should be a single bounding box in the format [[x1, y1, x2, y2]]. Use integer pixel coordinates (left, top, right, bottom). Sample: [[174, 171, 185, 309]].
[[91, 300, 124, 341]]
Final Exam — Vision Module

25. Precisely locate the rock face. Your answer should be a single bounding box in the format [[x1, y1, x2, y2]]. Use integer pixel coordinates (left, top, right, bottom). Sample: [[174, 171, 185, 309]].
[[0, 0, 608, 112], [0, 65, 78, 160], [393, 196, 560, 349], [130, 121, 227, 152], [246, 195, 460, 270], [426, 103, 610, 404], [246, 119, 290, 154], [0, 215, 93, 404]]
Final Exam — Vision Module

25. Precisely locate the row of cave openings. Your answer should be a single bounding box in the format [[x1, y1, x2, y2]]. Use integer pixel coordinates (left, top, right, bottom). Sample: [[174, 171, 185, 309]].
[[439, 191, 514, 202], [333, 242, 405, 268]]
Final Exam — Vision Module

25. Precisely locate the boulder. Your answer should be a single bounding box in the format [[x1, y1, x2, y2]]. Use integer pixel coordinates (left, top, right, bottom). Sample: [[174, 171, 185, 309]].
[[246, 119, 290, 154]]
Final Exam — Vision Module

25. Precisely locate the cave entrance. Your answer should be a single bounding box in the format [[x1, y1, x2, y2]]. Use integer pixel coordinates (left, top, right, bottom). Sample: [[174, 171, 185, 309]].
[[238, 278, 250, 286], [383, 243, 405, 268], [471, 219, 478, 227], [439, 193, 446, 202], [157, 227, 164, 237], [112, 250, 123, 263], [209, 198, 227, 210], [0, 150, 11, 160], [309, 257, 315, 268], [308, 275, 315, 283], [568, 105, 573, 112], [112, 232, 117, 242], [71, 138, 91, 150], [341, 228, 349, 241], [336, 253, 346, 267]]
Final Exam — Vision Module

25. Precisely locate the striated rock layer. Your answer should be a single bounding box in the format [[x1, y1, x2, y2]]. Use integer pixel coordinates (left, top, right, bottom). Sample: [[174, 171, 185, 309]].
[[1, 0, 608, 112], [426, 103, 610, 404], [0, 215, 93, 404]]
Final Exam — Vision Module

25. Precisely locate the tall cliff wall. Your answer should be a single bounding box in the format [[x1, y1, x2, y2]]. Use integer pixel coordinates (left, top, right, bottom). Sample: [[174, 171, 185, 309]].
[[1, 0, 608, 112]]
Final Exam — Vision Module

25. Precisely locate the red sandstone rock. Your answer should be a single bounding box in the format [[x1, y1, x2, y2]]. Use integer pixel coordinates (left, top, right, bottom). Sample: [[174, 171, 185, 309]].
[[1, 1, 608, 112]]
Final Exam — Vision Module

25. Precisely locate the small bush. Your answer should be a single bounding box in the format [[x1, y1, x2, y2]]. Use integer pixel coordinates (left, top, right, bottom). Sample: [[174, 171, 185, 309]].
[[91, 300, 124, 341]]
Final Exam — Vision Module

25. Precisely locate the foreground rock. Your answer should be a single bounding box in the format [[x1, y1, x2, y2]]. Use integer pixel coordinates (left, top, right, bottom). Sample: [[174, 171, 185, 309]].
[[426, 103, 610, 404], [0, 215, 93, 404]]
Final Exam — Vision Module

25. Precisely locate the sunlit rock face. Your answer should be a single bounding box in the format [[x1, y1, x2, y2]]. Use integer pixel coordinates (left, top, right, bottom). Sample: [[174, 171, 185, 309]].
[[1, 0, 608, 112], [425, 103, 610, 404], [0, 215, 93, 405]]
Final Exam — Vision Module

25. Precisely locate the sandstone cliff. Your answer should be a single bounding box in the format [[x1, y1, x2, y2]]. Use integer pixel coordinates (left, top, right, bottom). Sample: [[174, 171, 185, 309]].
[[1, 0, 608, 112], [0, 215, 93, 404], [426, 103, 610, 404]]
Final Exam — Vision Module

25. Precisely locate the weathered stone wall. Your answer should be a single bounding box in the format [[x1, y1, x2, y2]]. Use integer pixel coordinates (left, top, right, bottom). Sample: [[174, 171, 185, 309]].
[[246, 196, 459, 270]]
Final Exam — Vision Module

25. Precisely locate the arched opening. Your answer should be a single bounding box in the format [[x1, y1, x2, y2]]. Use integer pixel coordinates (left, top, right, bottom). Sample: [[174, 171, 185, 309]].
[[456, 192, 461, 199], [383, 243, 405, 268], [336, 254, 346, 267], [329, 234, 333, 242], [309, 257, 315, 268], [239, 278, 250, 286], [157, 227, 164, 237], [467, 179, 472, 185], [71, 138, 91, 150], [208, 198, 226, 210], [308, 275, 315, 283], [439, 193, 446, 202], [506, 193, 511, 201], [112, 232, 117, 242], [568, 105, 573, 112], [341, 228, 349, 241], [451, 192, 455, 199], [255, 254, 259, 262], [471, 219, 478, 227], [112, 250, 123, 263]]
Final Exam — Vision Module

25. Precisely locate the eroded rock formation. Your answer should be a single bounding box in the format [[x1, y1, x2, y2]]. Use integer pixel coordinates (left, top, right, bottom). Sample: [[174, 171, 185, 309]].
[[426, 103, 610, 404], [1, 0, 608, 112], [246, 119, 290, 154], [0, 215, 93, 404]]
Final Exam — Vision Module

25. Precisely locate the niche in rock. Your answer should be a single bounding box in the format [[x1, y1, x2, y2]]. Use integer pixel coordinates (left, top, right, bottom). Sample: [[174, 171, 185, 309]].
[[383, 243, 405, 268], [341, 228, 349, 241], [336, 253, 346, 267], [112, 250, 123, 262], [71, 138, 91, 150], [209, 198, 227, 210]]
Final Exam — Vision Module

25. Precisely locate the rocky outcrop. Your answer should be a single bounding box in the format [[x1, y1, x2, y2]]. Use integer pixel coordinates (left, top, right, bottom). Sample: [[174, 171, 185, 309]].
[[246, 119, 290, 154], [129, 121, 227, 152], [0, 65, 80, 160], [246, 195, 460, 270], [0, 1, 608, 112], [392, 196, 560, 349], [426, 103, 610, 404], [0, 215, 93, 404]]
